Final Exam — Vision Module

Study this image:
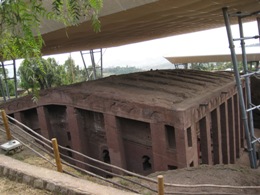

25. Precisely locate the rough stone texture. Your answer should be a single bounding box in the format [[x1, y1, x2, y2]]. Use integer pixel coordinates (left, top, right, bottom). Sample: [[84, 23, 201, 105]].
[[22, 175, 33, 185], [60, 188, 69, 195], [45, 182, 56, 192], [8, 169, 16, 180], [3, 167, 9, 176], [16, 171, 23, 182], [34, 178, 44, 189], [0, 70, 245, 175], [0, 155, 136, 195]]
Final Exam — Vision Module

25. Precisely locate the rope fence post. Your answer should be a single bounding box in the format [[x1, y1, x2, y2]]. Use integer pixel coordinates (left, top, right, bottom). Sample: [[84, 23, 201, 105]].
[[51, 138, 63, 172], [157, 175, 164, 195], [1, 110, 12, 140]]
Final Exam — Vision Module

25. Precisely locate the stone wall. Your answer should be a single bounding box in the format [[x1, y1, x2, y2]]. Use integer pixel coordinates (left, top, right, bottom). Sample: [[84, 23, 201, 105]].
[[0, 70, 245, 175]]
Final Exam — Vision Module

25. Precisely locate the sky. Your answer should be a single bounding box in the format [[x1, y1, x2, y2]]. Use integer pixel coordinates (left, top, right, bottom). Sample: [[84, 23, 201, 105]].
[[12, 21, 260, 74]]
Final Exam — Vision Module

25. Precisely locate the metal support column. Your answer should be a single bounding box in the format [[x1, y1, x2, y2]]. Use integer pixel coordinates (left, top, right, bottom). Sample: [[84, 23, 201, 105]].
[[238, 16, 257, 161], [257, 17, 260, 44], [80, 49, 103, 81], [13, 59, 18, 98], [0, 60, 18, 101], [0, 79, 6, 102], [222, 7, 258, 168], [1, 61, 10, 100], [90, 49, 97, 80]]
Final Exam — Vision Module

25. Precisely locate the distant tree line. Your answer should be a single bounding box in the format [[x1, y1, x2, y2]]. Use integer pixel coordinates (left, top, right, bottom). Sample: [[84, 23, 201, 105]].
[[17, 59, 143, 95], [3, 59, 248, 99], [18, 57, 88, 94], [190, 61, 244, 71], [103, 66, 142, 76]]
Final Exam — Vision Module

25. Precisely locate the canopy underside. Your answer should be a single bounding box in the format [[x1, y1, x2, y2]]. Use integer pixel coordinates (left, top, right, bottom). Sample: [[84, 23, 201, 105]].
[[38, 0, 260, 55]]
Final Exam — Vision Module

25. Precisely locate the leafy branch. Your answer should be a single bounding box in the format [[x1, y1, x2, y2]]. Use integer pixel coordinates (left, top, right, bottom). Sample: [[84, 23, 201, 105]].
[[0, 0, 102, 101], [0, 0, 103, 61]]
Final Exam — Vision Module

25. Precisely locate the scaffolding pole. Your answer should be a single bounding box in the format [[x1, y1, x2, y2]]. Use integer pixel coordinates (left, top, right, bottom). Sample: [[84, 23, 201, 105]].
[[13, 59, 18, 98], [0, 61, 10, 100], [222, 7, 257, 168], [80, 49, 103, 81], [257, 17, 260, 44], [0, 60, 18, 101], [238, 16, 257, 161]]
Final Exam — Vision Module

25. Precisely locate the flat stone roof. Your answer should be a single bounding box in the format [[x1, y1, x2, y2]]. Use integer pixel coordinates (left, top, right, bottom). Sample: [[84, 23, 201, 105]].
[[53, 69, 235, 109], [1, 70, 235, 118]]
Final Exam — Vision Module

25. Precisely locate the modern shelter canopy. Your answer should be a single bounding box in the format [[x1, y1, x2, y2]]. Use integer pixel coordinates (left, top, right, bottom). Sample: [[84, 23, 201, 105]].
[[41, 0, 259, 55], [165, 53, 260, 64]]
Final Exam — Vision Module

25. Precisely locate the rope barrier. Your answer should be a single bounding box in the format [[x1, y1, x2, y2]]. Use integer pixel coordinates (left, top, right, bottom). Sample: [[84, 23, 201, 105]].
[[61, 160, 140, 194], [0, 126, 54, 158], [58, 144, 157, 184], [59, 152, 157, 193], [6, 115, 51, 144], [1, 114, 260, 195], [3, 132, 56, 168]]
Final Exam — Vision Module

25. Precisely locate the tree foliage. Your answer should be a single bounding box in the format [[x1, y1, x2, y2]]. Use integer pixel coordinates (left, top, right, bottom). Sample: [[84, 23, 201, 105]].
[[0, 68, 15, 97], [0, 0, 102, 101], [0, 0, 103, 61], [18, 57, 88, 93], [191, 61, 244, 71], [103, 66, 142, 76]]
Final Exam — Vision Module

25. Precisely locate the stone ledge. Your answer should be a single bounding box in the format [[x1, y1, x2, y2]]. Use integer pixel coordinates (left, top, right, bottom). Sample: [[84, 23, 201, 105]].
[[0, 155, 137, 195]]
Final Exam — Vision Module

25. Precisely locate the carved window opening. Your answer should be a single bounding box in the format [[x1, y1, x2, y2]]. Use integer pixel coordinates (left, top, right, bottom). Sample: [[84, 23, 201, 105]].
[[67, 131, 71, 141], [142, 155, 152, 171], [103, 149, 111, 164], [187, 127, 192, 147], [168, 165, 178, 170], [165, 125, 176, 149]]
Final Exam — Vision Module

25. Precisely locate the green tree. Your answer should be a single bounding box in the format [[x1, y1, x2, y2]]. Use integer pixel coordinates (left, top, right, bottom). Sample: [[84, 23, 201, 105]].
[[63, 57, 88, 84], [191, 61, 245, 72], [18, 57, 63, 93], [63, 57, 76, 84], [103, 66, 142, 76], [0, 68, 16, 97], [18, 56, 89, 93], [191, 63, 215, 71], [1, 0, 102, 100], [0, 0, 102, 61]]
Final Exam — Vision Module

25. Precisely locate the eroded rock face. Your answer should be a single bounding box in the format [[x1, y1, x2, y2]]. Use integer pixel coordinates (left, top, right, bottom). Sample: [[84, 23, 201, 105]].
[[0, 69, 244, 175]]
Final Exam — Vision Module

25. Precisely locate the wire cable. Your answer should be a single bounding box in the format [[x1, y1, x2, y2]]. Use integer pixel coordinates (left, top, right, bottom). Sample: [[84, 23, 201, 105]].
[[1, 115, 260, 194], [59, 152, 157, 193], [58, 144, 157, 184]]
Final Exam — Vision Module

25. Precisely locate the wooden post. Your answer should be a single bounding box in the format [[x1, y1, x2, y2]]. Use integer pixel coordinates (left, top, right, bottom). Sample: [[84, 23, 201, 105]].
[[51, 138, 63, 172], [157, 175, 164, 195], [1, 110, 12, 140]]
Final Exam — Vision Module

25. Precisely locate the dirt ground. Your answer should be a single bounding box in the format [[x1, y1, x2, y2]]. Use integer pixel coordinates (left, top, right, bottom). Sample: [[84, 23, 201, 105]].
[[0, 177, 52, 195], [0, 126, 260, 194], [1, 152, 259, 195], [1, 147, 260, 195], [150, 156, 260, 194]]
